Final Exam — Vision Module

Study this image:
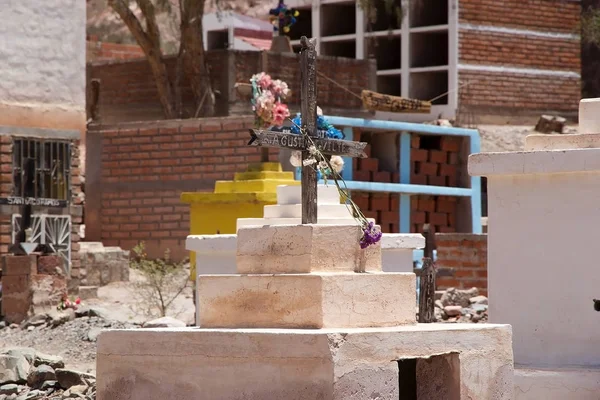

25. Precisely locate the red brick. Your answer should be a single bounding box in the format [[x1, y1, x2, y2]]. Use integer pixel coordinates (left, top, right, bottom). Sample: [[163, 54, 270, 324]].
[[448, 153, 459, 165], [353, 170, 372, 182], [363, 211, 379, 220], [436, 277, 461, 288], [392, 172, 400, 182], [411, 149, 428, 162], [428, 175, 446, 186], [411, 174, 428, 185], [429, 150, 447, 164], [416, 162, 438, 176], [436, 197, 457, 213], [390, 195, 399, 211], [381, 211, 399, 225], [411, 135, 420, 148], [373, 171, 391, 182], [429, 212, 448, 226], [454, 269, 475, 278], [3, 255, 36, 276], [439, 164, 457, 177], [358, 158, 379, 172], [417, 197, 436, 213], [370, 194, 390, 211], [447, 175, 458, 187], [440, 137, 462, 152], [352, 193, 370, 210], [412, 211, 426, 225]]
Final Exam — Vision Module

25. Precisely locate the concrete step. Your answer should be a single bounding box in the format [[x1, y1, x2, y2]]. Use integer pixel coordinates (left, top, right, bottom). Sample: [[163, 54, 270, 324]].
[[263, 204, 353, 219]]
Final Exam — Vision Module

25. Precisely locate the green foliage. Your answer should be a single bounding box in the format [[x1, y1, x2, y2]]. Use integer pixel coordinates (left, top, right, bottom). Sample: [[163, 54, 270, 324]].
[[581, 7, 600, 46], [129, 242, 190, 318]]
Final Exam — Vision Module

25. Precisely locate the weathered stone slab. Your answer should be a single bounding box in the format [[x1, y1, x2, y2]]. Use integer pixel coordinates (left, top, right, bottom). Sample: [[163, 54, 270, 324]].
[[96, 324, 514, 400], [236, 224, 381, 274], [197, 272, 415, 328]]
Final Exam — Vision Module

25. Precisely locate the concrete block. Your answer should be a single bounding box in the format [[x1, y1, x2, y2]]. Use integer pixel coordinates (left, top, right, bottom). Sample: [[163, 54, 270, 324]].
[[580, 98, 600, 134], [197, 272, 415, 329], [236, 224, 381, 274], [96, 324, 514, 400], [514, 367, 600, 399], [277, 184, 340, 205]]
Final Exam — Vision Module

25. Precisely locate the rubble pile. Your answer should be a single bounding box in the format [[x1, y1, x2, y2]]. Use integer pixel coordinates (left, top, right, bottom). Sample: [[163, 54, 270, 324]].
[[0, 347, 95, 400], [435, 287, 489, 323]]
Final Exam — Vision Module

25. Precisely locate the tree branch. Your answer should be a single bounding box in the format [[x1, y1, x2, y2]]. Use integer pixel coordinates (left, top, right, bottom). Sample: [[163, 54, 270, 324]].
[[108, 0, 154, 51], [108, 0, 176, 118], [135, 0, 161, 48]]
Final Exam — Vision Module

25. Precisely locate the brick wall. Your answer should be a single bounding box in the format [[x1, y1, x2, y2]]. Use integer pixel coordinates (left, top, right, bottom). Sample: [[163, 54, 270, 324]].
[[87, 50, 375, 124], [0, 135, 83, 292], [459, 0, 579, 32], [86, 40, 145, 63], [457, 0, 581, 119], [350, 131, 469, 234], [435, 233, 487, 296], [85, 116, 278, 261]]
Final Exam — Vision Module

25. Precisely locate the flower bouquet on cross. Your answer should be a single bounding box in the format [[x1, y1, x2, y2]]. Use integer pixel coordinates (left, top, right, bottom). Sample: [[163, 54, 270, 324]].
[[250, 72, 291, 129]]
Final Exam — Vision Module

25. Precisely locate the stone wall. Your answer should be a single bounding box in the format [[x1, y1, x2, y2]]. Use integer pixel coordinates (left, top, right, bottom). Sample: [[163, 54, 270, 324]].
[[85, 116, 278, 261], [457, 0, 581, 120], [434, 233, 487, 296], [87, 50, 376, 124]]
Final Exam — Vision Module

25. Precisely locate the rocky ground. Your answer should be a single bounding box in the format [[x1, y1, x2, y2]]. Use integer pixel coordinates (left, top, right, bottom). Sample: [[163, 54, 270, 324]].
[[434, 287, 488, 323], [0, 282, 486, 399]]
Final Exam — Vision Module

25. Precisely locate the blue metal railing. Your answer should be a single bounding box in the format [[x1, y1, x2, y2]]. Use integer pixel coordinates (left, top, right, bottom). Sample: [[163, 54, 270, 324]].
[[294, 115, 482, 235]]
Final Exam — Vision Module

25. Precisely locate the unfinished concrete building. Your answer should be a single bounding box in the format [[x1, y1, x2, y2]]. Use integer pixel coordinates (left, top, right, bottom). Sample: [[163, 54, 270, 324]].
[[287, 0, 581, 123]]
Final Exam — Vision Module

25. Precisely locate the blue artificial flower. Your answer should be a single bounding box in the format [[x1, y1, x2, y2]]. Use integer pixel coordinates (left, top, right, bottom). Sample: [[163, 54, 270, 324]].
[[290, 113, 344, 139]]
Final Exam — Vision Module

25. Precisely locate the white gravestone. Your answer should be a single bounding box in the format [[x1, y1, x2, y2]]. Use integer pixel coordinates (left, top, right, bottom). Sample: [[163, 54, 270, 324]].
[[469, 97, 600, 399]]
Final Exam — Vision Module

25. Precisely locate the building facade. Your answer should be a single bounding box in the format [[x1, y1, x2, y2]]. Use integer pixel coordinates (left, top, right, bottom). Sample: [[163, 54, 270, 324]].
[[0, 0, 85, 291], [286, 0, 581, 123]]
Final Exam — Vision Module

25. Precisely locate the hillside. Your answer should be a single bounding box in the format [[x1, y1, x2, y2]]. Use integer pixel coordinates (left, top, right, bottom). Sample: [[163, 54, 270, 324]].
[[86, 0, 273, 52]]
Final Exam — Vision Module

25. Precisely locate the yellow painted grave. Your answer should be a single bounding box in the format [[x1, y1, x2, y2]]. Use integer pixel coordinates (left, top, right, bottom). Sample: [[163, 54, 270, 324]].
[[180, 162, 299, 281]]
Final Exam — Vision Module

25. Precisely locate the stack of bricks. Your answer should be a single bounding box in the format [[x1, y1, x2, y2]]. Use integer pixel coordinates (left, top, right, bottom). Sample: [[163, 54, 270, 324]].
[[410, 134, 461, 234], [434, 233, 488, 296], [1, 254, 67, 324], [350, 132, 462, 234]]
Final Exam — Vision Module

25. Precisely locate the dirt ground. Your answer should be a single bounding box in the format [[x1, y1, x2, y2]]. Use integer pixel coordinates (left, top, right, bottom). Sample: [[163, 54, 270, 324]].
[[0, 268, 196, 374]]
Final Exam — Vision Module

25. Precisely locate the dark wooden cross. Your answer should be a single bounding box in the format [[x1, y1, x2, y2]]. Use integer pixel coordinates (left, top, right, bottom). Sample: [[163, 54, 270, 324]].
[[248, 37, 368, 224]]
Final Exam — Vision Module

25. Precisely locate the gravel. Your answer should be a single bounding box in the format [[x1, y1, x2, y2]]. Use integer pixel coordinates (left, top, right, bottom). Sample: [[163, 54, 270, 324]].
[[0, 316, 138, 375]]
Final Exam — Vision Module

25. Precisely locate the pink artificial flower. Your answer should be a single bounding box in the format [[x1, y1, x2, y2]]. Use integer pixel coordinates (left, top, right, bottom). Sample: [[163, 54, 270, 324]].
[[272, 102, 290, 126], [258, 73, 273, 90]]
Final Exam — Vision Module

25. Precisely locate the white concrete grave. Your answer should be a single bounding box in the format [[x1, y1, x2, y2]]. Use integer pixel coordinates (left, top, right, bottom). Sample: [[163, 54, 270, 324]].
[[188, 184, 424, 276], [98, 222, 514, 399], [469, 97, 600, 399]]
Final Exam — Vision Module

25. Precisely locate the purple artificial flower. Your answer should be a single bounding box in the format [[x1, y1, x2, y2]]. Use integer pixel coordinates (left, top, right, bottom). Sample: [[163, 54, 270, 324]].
[[359, 221, 382, 249]]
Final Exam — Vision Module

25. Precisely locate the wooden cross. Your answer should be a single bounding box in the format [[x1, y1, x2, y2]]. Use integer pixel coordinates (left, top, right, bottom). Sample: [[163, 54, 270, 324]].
[[248, 36, 368, 224]]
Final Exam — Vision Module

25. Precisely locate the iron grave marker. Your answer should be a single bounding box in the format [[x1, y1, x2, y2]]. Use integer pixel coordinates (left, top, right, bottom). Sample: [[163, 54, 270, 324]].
[[248, 36, 368, 224]]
